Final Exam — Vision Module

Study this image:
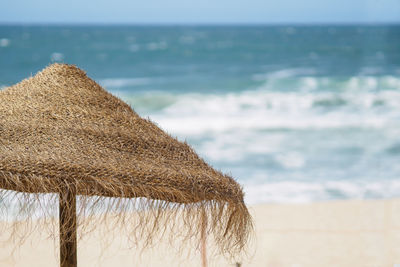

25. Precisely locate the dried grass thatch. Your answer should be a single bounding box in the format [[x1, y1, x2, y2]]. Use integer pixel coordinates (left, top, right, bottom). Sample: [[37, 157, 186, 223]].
[[0, 64, 252, 261]]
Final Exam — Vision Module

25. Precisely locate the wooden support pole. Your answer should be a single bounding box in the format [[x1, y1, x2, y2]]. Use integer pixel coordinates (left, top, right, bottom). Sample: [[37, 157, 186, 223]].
[[59, 189, 77, 267], [201, 228, 207, 267], [201, 208, 207, 267]]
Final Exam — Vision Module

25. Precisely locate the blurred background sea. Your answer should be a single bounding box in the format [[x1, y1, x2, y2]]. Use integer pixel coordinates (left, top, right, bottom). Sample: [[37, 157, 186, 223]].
[[1, 25, 400, 203]]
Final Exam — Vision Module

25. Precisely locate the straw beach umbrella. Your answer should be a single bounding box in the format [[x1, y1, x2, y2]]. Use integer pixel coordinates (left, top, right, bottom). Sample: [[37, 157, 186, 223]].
[[0, 64, 252, 266]]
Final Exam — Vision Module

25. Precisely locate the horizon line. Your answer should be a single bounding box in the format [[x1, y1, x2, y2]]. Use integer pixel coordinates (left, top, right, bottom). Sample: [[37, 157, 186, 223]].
[[0, 21, 400, 27]]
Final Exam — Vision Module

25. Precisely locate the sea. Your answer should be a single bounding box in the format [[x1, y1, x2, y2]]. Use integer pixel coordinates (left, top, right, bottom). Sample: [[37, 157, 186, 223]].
[[1, 25, 400, 204]]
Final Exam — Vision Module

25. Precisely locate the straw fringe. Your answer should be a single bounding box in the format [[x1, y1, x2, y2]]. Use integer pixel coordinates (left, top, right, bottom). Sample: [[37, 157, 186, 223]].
[[0, 190, 252, 258]]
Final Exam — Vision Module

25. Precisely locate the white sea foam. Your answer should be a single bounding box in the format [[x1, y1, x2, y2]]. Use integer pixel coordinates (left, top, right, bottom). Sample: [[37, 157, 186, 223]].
[[146, 41, 168, 51], [256, 73, 400, 93], [275, 152, 305, 169], [252, 68, 316, 81], [244, 180, 400, 204], [0, 38, 10, 47], [100, 77, 150, 88], [196, 130, 286, 163], [146, 84, 400, 136], [50, 52, 64, 62]]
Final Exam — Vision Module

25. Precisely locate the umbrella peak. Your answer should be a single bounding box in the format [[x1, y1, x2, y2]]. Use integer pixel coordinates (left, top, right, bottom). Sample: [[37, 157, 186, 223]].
[[2, 63, 135, 125], [40, 63, 86, 75], [35, 64, 103, 94], [36, 63, 97, 87], [17, 63, 98, 93], [8, 63, 111, 97]]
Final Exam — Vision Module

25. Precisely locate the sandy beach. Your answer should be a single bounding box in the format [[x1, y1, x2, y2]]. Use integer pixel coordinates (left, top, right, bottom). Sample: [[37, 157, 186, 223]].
[[1, 198, 400, 267]]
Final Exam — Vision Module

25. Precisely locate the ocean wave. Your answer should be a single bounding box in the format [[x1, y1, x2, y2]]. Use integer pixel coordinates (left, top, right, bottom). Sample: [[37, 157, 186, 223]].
[[140, 87, 400, 135], [122, 93, 177, 111], [99, 77, 151, 88], [244, 180, 400, 204], [112, 74, 400, 204], [252, 68, 316, 80], [254, 74, 400, 92]]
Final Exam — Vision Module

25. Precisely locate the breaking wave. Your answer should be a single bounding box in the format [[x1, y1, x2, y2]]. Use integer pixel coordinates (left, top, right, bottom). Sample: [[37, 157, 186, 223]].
[[244, 180, 400, 204], [101, 73, 400, 203]]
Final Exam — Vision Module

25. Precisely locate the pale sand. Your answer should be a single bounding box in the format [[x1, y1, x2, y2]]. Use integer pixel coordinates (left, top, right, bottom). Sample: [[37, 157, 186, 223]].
[[1, 198, 400, 267]]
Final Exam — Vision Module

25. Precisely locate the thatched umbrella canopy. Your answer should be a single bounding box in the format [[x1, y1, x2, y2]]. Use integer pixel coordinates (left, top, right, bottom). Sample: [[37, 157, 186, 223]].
[[0, 64, 252, 266]]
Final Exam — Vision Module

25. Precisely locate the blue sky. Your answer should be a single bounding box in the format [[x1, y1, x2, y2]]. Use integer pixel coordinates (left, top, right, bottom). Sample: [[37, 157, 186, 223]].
[[1, 0, 399, 24]]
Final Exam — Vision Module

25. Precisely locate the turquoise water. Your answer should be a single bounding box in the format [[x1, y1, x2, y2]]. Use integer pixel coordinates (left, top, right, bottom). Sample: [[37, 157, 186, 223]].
[[1, 25, 400, 203]]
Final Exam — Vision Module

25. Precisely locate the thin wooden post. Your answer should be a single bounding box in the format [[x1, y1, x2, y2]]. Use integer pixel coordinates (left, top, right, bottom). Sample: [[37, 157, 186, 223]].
[[201, 228, 207, 267], [59, 189, 77, 267], [201, 207, 207, 267]]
